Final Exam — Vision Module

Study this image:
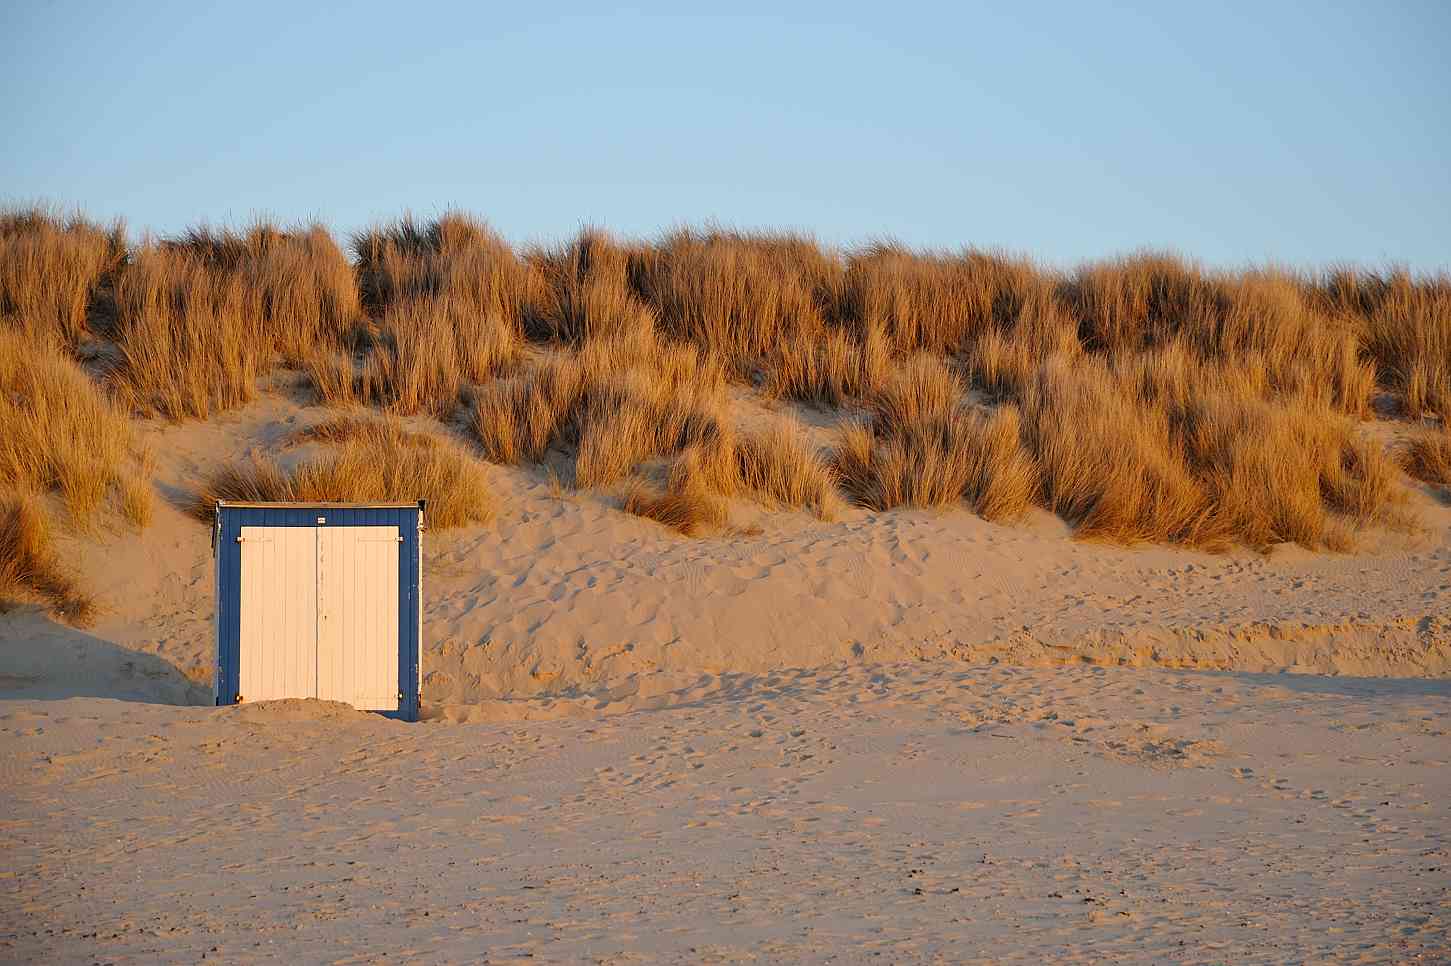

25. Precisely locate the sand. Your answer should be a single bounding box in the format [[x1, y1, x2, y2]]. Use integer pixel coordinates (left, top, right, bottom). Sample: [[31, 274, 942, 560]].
[[2, 387, 1450, 961], [4, 666, 1449, 962]]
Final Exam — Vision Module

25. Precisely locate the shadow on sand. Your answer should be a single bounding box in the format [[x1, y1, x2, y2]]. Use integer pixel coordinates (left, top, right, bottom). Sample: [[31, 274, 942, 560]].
[[588, 662, 1451, 716], [0, 606, 211, 706], [1213, 668, 1451, 699]]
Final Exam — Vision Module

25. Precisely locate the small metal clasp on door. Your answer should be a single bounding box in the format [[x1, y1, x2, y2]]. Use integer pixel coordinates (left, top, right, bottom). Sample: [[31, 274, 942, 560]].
[[317, 516, 326, 524]]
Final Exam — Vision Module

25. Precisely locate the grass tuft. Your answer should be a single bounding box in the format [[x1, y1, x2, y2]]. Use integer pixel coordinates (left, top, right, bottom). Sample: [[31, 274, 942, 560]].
[[113, 221, 359, 419], [622, 473, 728, 537], [764, 325, 891, 406], [348, 213, 528, 414], [1401, 422, 1451, 487], [0, 205, 127, 346], [525, 228, 655, 345], [472, 332, 729, 489], [835, 406, 1039, 522], [0, 330, 151, 529], [197, 417, 494, 529], [0, 493, 97, 625], [630, 227, 837, 373], [735, 417, 841, 519], [166, 220, 361, 362]]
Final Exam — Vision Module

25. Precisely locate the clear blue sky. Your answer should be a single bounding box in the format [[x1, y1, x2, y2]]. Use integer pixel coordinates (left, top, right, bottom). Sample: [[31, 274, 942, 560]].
[[3, 1, 1447, 269]]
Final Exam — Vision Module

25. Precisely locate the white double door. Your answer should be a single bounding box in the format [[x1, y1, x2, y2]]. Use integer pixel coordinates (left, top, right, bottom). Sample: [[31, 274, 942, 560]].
[[237, 525, 400, 711]]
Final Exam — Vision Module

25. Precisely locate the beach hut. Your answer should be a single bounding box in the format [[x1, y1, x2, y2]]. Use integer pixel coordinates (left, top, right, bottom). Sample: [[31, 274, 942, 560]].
[[211, 501, 423, 721]]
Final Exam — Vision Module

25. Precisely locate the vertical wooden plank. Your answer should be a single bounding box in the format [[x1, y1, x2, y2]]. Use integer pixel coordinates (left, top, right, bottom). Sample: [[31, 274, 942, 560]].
[[353, 523, 365, 704], [238, 529, 254, 702], [371, 525, 400, 711], [317, 525, 335, 702], [276, 524, 288, 699], [343, 522, 354, 704], [239, 526, 318, 703], [315, 525, 398, 710], [271, 527, 282, 700], [304, 523, 319, 697], [260, 528, 274, 700], [272, 524, 284, 700]]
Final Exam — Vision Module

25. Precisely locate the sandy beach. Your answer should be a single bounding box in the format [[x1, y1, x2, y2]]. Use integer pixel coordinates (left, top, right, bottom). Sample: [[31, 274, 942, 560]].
[[2, 391, 1449, 962], [3, 167, 1450, 961], [4, 664, 1449, 963]]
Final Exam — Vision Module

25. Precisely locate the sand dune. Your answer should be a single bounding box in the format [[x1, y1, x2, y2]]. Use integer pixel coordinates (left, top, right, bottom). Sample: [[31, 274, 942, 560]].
[[1, 390, 1444, 712]]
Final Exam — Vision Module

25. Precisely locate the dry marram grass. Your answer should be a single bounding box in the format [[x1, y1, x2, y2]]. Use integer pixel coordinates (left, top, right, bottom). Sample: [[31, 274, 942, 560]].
[[349, 214, 526, 414], [114, 221, 359, 419], [733, 418, 841, 520], [622, 474, 728, 537], [525, 228, 653, 345], [0, 205, 126, 346], [1402, 423, 1451, 487], [0, 330, 151, 528], [0, 493, 97, 625], [835, 409, 1039, 522], [2, 203, 1446, 551], [197, 417, 494, 529], [630, 228, 836, 373], [1018, 354, 1402, 549], [473, 331, 730, 489]]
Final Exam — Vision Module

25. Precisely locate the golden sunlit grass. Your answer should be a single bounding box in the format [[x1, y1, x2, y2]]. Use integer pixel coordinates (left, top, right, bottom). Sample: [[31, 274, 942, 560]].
[[475, 331, 840, 522], [834, 351, 1038, 520], [525, 227, 655, 345], [1402, 422, 1451, 487], [353, 212, 532, 320], [114, 221, 361, 419], [1020, 355, 1222, 547], [1067, 255, 1378, 416], [0, 330, 151, 529], [112, 244, 266, 419], [0, 205, 126, 346], [630, 227, 835, 373], [624, 415, 837, 534], [168, 221, 361, 361], [834, 245, 1057, 355], [734, 417, 841, 519], [288, 413, 435, 448], [0, 325, 149, 624], [360, 295, 515, 415], [196, 416, 494, 529], [764, 325, 891, 406], [1358, 273, 1451, 419], [835, 405, 1039, 522], [574, 368, 729, 490], [348, 214, 527, 414], [1019, 353, 1402, 550], [0, 492, 97, 626], [622, 473, 729, 537], [472, 330, 729, 488], [2, 203, 1446, 551], [472, 353, 584, 466], [306, 350, 359, 406]]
